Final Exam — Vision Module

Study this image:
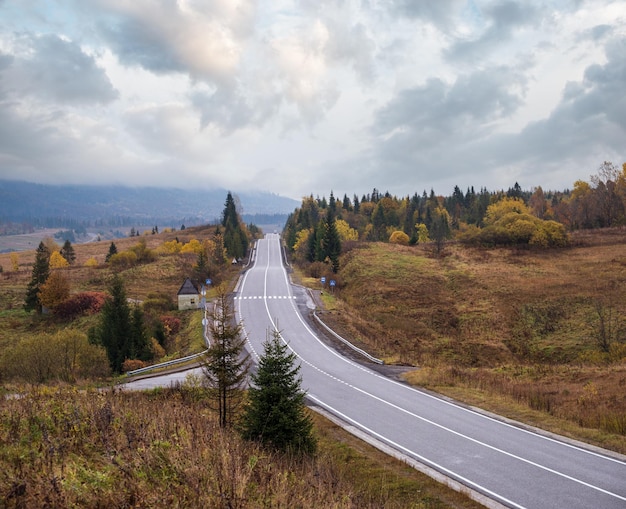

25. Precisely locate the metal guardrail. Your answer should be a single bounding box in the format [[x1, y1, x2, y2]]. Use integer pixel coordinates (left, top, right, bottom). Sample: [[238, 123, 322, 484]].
[[125, 350, 207, 377], [312, 310, 384, 365]]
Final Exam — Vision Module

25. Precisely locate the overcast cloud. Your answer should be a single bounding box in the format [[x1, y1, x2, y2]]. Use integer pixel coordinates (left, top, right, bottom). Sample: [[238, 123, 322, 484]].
[[0, 0, 624, 200]]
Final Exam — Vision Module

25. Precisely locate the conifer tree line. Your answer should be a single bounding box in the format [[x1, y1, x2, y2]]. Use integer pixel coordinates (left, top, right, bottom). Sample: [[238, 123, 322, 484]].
[[284, 161, 626, 262]]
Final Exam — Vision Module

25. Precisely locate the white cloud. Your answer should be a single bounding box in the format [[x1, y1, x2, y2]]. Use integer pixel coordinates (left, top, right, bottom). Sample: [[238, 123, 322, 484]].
[[93, 0, 251, 83], [0, 33, 118, 104], [0, 0, 624, 200]]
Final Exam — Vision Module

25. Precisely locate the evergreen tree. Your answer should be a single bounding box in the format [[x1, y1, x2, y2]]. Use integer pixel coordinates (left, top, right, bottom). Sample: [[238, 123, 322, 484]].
[[60, 239, 76, 265], [353, 194, 360, 214], [371, 202, 386, 240], [314, 219, 327, 263], [222, 191, 249, 260], [195, 249, 209, 280], [342, 193, 352, 211], [153, 320, 167, 348], [328, 191, 336, 214], [283, 214, 298, 252], [105, 242, 118, 262], [96, 275, 134, 373], [24, 241, 50, 314], [239, 328, 316, 455], [130, 305, 151, 361], [202, 290, 250, 428], [323, 208, 341, 273]]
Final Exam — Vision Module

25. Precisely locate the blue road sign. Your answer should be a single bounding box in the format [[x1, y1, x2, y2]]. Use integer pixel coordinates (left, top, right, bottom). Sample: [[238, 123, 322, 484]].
[[206, 278, 212, 285], [330, 280, 336, 287], [321, 277, 326, 284]]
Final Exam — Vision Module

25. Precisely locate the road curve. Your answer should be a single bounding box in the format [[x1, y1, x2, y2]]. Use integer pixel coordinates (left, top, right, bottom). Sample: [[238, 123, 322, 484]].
[[234, 234, 626, 509]]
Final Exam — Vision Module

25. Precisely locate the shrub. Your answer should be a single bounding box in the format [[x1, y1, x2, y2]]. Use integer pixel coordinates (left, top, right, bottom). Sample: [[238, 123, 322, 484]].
[[143, 292, 175, 314], [84, 257, 99, 268], [181, 239, 203, 255], [150, 337, 166, 359], [0, 330, 110, 383], [109, 251, 138, 268], [55, 291, 108, 320], [122, 359, 146, 373], [161, 315, 182, 337], [389, 231, 410, 245], [158, 239, 183, 255], [129, 239, 157, 263], [308, 261, 330, 279]]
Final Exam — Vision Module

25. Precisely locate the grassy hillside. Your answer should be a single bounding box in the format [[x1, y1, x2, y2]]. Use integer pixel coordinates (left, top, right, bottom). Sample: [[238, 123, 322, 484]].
[[0, 225, 224, 358], [317, 229, 626, 453]]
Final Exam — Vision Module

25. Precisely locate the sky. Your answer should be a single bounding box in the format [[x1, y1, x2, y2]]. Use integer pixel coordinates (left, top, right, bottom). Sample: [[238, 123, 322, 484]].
[[0, 0, 624, 201]]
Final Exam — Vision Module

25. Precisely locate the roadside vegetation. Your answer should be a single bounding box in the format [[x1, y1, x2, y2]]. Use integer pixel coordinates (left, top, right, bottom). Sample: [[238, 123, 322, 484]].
[[284, 162, 626, 455], [0, 386, 481, 508]]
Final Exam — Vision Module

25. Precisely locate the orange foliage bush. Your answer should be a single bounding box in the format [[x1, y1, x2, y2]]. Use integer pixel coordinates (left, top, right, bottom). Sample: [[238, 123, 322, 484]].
[[122, 358, 146, 372]]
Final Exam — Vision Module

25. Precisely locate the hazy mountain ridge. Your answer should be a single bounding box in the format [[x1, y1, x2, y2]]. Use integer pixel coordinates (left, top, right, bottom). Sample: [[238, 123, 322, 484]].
[[0, 180, 299, 226]]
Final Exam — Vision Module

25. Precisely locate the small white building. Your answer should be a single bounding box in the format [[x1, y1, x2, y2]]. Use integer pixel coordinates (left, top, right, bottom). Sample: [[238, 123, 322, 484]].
[[177, 278, 199, 311]]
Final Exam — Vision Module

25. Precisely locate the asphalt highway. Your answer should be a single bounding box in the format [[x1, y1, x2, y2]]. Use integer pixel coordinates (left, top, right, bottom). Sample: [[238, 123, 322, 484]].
[[233, 234, 626, 509], [126, 234, 626, 508]]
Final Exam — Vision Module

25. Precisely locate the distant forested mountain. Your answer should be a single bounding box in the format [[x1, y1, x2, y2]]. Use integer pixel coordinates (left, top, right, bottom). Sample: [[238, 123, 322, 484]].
[[0, 180, 298, 229]]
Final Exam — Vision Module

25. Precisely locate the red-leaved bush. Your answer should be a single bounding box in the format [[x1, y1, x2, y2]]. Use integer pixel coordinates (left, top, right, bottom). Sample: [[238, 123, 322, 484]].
[[160, 315, 182, 336], [55, 292, 109, 320]]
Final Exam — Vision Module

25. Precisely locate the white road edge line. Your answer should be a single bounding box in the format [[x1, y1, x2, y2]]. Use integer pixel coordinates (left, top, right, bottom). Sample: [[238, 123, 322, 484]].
[[307, 393, 525, 509]]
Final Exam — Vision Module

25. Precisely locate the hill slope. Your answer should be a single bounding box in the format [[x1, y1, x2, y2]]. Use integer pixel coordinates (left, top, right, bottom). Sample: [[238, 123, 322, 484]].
[[314, 230, 626, 452]]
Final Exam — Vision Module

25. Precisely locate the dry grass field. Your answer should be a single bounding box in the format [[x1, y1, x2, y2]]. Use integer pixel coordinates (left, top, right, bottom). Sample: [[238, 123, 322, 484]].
[[0, 386, 483, 509], [318, 228, 626, 453]]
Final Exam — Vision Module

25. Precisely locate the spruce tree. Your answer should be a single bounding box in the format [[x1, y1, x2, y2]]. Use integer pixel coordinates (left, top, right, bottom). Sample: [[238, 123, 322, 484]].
[[130, 305, 151, 361], [195, 249, 209, 280], [202, 290, 250, 428], [222, 191, 239, 228], [105, 242, 118, 262], [60, 239, 76, 265], [222, 192, 249, 260], [323, 208, 341, 273], [97, 275, 133, 373], [240, 328, 316, 455], [372, 202, 386, 241], [313, 219, 327, 263], [24, 241, 50, 313]]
